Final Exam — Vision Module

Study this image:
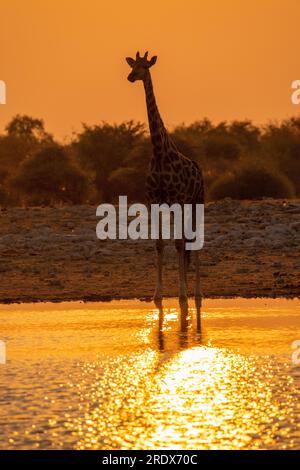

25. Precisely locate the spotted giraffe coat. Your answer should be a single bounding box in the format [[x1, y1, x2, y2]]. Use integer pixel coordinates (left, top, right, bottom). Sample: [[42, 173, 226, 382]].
[[143, 72, 204, 207]]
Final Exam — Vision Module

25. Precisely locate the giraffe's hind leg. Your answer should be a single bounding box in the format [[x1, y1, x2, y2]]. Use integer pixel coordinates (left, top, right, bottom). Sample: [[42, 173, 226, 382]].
[[194, 249, 202, 330], [194, 250, 201, 297], [191, 202, 203, 305], [153, 238, 164, 304], [175, 239, 188, 302], [184, 248, 190, 287]]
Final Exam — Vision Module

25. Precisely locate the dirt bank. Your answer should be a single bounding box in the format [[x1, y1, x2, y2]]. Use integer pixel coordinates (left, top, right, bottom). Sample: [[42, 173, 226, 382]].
[[0, 199, 299, 303]]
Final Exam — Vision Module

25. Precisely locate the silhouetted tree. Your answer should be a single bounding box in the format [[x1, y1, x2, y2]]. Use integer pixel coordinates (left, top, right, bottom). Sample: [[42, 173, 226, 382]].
[[261, 117, 300, 195], [0, 115, 53, 186], [228, 120, 260, 152], [73, 121, 145, 201], [1, 115, 299, 205], [6, 114, 53, 142], [10, 144, 90, 205], [108, 167, 145, 202]]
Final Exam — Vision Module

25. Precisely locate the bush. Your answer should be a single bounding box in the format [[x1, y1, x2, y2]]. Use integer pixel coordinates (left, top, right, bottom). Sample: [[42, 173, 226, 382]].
[[202, 135, 241, 160], [208, 162, 295, 200], [73, 121, 145, 200], [108, 167, 145, 202], [262, 118, 300, 195], [10, 145, 91, 205]]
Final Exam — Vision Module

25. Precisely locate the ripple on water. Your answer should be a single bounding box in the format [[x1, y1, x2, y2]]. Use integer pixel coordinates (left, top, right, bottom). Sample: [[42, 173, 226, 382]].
[[0, 298, 300, 449]]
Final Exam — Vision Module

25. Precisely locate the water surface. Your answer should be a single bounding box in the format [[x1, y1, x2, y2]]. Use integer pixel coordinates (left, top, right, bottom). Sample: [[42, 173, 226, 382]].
[[0, 298, 300, 449]]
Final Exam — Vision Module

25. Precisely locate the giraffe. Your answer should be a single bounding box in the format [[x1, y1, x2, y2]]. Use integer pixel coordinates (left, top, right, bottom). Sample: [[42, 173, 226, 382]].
[[126, 51, 204, 309]]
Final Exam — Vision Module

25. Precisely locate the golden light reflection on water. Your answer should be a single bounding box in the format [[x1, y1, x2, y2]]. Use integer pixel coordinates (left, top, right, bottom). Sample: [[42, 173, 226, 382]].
[[65, 348, 297, 450], [0, 298, 300, 449]]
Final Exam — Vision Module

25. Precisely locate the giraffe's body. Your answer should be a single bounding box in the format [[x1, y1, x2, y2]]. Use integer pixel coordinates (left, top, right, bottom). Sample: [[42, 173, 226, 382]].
[[126, 52, 204, 305], [146, 148, 204, 206]]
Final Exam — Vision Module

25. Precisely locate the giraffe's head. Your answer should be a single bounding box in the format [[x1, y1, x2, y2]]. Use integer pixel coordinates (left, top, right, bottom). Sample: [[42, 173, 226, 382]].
[[126, 51, 157, 82]]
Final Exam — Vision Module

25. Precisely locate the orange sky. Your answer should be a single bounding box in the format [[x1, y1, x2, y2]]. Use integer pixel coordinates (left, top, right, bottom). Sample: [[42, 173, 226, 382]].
[[1, 0, 300, 139]]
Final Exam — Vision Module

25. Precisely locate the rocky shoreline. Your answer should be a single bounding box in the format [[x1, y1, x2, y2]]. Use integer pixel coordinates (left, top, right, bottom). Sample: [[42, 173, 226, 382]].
[[0, 198, 300, 304]]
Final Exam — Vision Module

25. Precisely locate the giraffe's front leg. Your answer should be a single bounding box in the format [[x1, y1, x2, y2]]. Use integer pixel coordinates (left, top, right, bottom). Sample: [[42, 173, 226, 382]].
[[194, 250, 202, 301], [194, 250, 202, 331], [175, 239, 188, 302], [153, 238, 164, 305]]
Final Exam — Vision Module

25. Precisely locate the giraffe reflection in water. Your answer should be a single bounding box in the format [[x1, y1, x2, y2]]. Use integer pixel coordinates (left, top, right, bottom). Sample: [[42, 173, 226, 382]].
[[155, 296, 203, 353]]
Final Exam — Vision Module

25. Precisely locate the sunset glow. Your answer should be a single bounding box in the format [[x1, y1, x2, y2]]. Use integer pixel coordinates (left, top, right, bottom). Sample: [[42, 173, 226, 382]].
[[1, 0, 300, 138]]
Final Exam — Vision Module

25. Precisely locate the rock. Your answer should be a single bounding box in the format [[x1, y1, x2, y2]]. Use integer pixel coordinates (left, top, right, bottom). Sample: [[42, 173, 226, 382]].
[[214, 235, 229, 246], [266, 238, 286, 249], [0, 263, 9, 272], [290, 222, 300, 232], [245, 237, 265, 248], [236, 267, 249, 274], [48, 279, 64, 288], [265, 224, 291, 236]]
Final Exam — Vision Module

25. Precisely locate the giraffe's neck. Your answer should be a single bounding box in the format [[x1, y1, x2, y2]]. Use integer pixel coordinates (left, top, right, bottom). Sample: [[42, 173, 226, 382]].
[[143, 72, 174, 157]]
